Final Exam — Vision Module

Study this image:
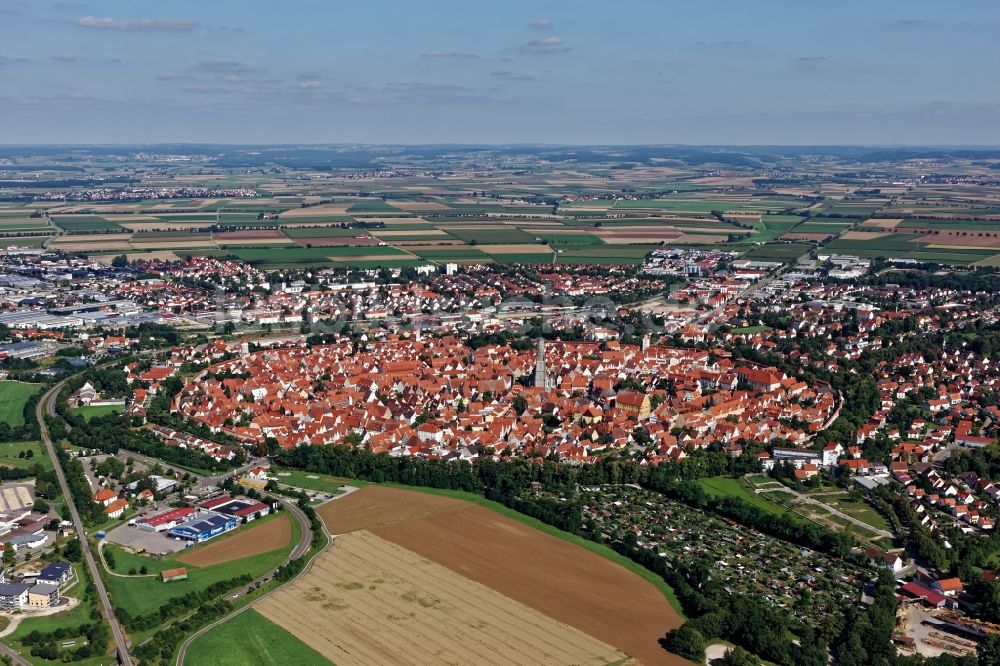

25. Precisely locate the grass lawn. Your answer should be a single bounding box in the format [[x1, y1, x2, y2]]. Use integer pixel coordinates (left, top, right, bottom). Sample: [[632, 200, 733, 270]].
[[814, 495, 893, 534], [0, 381, 40, 427], [102, 513, 299, 618], [71, 404, 123, 421], [0, 441, 51, 471], [184, 609, 330, 666], [696, 476, 795, 519], [376, 482, 686, 617], [271, 467, 363, 494]]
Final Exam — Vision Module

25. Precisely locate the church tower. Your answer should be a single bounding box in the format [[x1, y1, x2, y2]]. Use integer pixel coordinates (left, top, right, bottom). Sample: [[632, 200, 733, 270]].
[[534, 336, 552, 390]]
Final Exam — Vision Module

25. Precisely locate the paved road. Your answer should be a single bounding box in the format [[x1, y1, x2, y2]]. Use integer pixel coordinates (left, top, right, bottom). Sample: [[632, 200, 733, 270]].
[[116, 448, 260, 490], [38, 383, 135, 666], [0, 642, 33, 666]]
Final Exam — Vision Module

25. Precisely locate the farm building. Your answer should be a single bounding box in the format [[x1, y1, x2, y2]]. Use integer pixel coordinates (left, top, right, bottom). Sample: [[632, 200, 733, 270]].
[[161, 567, 188, 582], [169, 513, 237, 542], [135, 507, 195, 532]]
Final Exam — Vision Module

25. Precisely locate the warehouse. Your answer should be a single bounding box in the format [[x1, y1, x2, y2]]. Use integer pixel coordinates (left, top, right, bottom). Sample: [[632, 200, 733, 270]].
[[168, 513, 237, 542], [200, 495, 272, 522], [134, 507, 195, 532]]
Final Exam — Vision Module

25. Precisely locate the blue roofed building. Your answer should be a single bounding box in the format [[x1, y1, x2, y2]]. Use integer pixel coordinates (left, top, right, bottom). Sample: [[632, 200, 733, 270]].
[[36, 562, 72, 587], [168, 512, 237, 542]]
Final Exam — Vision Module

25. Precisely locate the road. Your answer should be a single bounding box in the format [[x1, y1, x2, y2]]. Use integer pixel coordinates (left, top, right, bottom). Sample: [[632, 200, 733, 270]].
[[115, 447, 261, 490], [37, 383, 135, 666]]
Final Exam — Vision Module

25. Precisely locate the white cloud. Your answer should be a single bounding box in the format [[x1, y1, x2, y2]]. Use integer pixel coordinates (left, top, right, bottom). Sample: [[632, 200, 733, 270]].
[[76, 16, 200, 31]]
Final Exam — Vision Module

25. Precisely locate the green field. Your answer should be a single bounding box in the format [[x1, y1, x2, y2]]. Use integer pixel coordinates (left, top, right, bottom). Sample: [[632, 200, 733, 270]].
[[696, 476, 795, 519], [825, 234, 998, 264], [554, 244, 654, 265], [747, 217, 802, 243], [51, 216, 123, 232], [739, 243, 811, 262], [346, 200, 403, 213], [413, 248, 490, 260], [201, 245, 410, 269], [72, 404, 123, 421], [0, 381, 40, 427], [444, 227, 539, 244], [0, 441, 50, 471], [280, 226, 359, 238], [185, 609, 330, 666], [0, 235, 53, 247], [272, 467, 362, 494], [486, 252, 554, 264], [535, 232, 604, 245]]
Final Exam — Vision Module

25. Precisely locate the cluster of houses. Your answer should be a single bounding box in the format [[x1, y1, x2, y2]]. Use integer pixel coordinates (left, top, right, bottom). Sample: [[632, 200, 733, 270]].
[[158, 336, 836, 464], [0, 561, 72, 610]]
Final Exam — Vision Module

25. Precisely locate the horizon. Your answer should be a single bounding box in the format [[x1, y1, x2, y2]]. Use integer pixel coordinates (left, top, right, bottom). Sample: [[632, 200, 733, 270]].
[[2, 0, 998, 144]]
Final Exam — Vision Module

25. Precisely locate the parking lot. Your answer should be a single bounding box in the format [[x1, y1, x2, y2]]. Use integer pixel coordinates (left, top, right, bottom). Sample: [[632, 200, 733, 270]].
[[0, 482, 36, 511], [104, 523, 188, 554]]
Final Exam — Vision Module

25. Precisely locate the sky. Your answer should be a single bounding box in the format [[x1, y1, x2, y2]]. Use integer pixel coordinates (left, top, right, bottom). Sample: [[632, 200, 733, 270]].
[[0, 0, 998, 145]]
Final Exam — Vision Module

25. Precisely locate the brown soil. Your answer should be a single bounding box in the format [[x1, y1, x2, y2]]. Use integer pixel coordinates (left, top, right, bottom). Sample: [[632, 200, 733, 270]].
[[258, 530, 630, 666], [321, 486, 687, 666], [177, 514, 292, 567]]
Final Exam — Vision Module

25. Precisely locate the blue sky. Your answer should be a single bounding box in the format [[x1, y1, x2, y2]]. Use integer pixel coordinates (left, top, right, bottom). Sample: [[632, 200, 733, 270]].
[[1, 0, 998, 144]]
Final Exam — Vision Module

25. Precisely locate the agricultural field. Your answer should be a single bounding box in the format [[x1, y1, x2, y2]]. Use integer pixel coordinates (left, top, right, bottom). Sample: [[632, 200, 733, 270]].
[[184, 609, 331, 666], [443, 226, 540, 244], [738, 242, 811, 262], [257, 530, 631, 666], [51, 215, 123, 232], [555, 244, 655, 265], [0, 381, 40, 427], [178, 513, 292, 568], [825, 233, 1000, 264], [280, 226, 361, 238], [309, 485, 684, 666]]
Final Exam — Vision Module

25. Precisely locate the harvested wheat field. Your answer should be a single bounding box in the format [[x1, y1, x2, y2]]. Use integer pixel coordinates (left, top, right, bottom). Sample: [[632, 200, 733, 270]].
[[319, 486, 687, 666], [257, 530, 631, 666], [279, 204, 353, 218], [178, 514, 292, 568], [840, 230, 892, 240], [859, 218, 902, 228]]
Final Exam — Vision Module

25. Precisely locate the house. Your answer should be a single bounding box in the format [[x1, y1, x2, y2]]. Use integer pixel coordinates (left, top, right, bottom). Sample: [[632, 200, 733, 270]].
[[0, 583, 29, 609], [92, 488, 116, 507], [794, 463, 819, 480], [27, 583, 59, 608], [239, 466, 269, 490], [615, 391, 651, 420], [161, 567, 188, 583], [866, 547, 905, 574], [104, 498, 128, 520], [933, 578, 964, 597], [36, 562, 72, 587]]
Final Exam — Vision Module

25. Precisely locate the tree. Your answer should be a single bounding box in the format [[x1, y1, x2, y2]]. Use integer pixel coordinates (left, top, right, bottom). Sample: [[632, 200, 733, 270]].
[[111, 254, 128, 268], [719, 646, 761, 666], [2, 546, 13, 567], [661, 625, 706, 662]]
